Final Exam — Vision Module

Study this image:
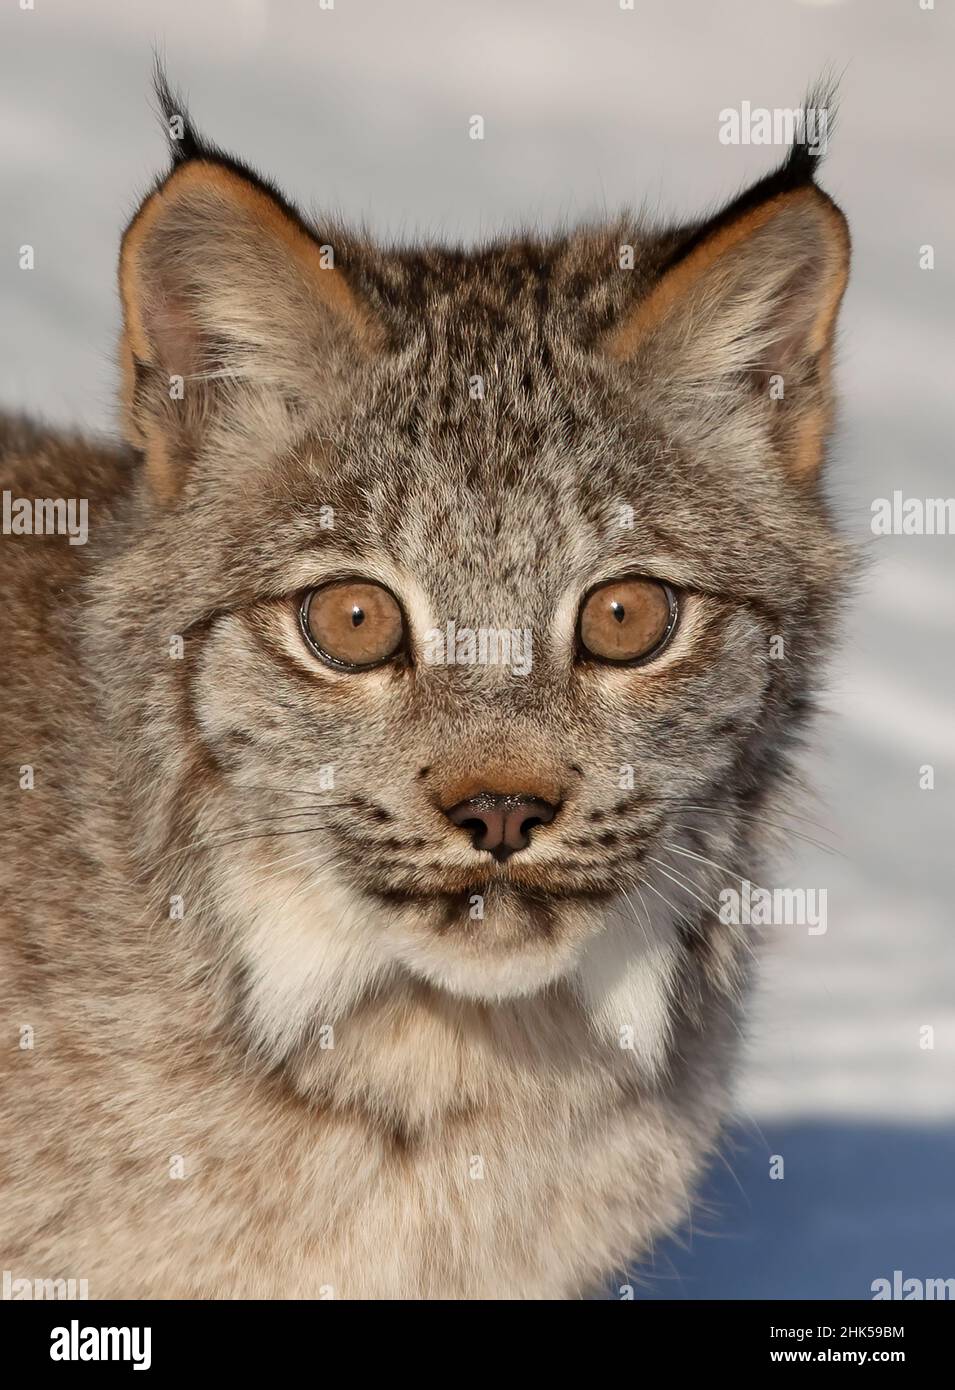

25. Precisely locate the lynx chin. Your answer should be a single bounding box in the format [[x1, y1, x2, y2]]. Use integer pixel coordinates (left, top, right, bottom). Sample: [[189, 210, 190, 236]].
[[0, 73, 851, 1299]]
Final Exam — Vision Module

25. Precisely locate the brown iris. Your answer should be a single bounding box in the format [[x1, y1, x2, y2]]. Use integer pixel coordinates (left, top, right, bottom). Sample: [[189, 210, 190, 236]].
[[578, 576, 678, 664], [300, 580, 405, 669]]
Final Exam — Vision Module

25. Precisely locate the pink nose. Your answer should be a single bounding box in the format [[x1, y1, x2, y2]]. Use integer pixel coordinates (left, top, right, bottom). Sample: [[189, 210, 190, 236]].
[[445, 793, 558, 861]]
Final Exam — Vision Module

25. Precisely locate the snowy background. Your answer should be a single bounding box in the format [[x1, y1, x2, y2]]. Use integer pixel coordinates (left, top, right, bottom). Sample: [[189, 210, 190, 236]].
[[2, 0, 952, 1299]]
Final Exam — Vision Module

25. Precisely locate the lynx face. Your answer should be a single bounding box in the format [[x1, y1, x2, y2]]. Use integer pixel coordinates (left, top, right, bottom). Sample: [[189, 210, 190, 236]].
[[101, 96, 850, 1060]]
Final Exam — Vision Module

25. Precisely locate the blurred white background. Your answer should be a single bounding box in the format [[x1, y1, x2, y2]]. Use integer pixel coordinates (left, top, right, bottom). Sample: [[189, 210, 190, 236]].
[[2, 0, 952, 1298]]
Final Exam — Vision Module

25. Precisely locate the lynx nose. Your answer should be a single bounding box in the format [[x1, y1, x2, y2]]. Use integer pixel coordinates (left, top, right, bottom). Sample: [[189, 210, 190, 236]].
[[445, 793, 558, 861]]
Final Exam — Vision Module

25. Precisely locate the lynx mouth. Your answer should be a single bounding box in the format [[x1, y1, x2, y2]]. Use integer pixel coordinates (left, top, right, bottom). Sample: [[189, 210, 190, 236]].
[[353, 847, 643, 908], [370, 882, 617, 910]]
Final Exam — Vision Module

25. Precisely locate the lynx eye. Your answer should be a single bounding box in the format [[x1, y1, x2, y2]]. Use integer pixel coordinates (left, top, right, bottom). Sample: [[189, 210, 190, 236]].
[[300, 580, 405, 670], [578, 577, 678, 665]]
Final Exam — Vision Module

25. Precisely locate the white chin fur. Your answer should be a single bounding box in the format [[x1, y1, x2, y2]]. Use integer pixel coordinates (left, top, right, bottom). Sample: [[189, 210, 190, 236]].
[[381, 930, 583, 1002], [572, 888, 680, 1079], [218, 848, 679, 1078]]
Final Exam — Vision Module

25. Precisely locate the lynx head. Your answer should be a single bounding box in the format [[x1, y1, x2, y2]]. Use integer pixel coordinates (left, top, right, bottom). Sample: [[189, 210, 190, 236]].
[[102, 79, 850, 1064]]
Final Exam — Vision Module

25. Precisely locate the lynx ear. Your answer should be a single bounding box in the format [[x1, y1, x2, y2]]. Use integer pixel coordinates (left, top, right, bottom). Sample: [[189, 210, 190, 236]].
[[119, 144, 380, 499], [604, 172, 850, 480]]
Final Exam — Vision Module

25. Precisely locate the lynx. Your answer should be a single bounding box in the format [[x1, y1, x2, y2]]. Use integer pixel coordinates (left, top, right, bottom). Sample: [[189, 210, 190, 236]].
[[0, 78, 850, 1298]]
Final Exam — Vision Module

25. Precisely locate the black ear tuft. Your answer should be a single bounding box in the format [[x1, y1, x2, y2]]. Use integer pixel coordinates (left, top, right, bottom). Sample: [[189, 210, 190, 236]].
[[148, 59, 318, 236], [673, 75, 841, 265], [773, 75, 839, 188], [152, 59, 208, 167]]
